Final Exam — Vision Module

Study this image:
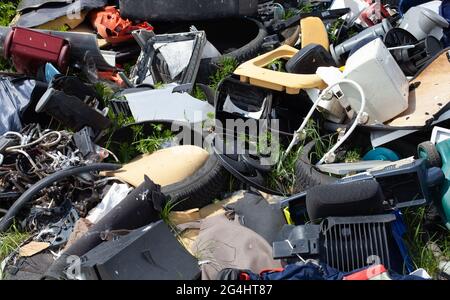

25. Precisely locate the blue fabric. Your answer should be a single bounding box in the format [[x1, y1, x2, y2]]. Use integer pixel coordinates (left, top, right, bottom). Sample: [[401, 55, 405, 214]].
[[259, 263, 345, 280], [392, 210, 415, 273], [0, 77, 35, 135], [441, 0, 450, 47], [244, 262, 426, 280]]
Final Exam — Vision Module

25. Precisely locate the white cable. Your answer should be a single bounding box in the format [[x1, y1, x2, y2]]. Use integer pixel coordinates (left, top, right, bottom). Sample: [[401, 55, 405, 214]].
[[5, 131, 62, 151], [284, 79, 366, 165], [317, 79, 366, 165], [103, 148, 120, 163]]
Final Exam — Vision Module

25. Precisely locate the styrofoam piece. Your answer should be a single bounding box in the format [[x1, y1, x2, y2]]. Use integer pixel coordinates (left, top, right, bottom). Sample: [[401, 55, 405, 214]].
[[343, 38, 409, 125], [431, 126, 450, 144]]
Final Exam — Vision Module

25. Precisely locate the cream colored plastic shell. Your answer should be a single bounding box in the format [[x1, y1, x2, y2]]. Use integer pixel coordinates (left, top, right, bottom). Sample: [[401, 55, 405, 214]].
[[234, 45, 327, 94]]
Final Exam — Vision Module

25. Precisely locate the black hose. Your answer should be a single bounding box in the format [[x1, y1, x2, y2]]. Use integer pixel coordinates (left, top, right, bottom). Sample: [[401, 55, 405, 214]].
[[0, 163, 121, 233]]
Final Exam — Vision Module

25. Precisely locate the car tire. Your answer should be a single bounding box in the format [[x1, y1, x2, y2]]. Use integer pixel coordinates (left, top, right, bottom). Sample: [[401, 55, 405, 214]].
[[162, 153, 232, 211], [197, 18, 268, 84]]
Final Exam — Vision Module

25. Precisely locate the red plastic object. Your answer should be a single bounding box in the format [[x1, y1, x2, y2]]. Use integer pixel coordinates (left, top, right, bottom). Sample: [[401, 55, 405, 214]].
[[90, 6, 153, 45], [3, 27, 70, 75], [360, 1, 391, 26], [343, 265, 389, 280], [97, 70, 126, 87]]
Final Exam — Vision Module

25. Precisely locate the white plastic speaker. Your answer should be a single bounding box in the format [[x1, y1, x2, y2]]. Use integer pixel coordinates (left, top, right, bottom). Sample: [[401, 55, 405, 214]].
[[342, 38, 409, 125]]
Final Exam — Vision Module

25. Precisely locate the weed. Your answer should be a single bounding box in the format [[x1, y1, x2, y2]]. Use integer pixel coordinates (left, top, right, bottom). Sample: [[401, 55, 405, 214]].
[[0, 2, 19, 71], [0, 224, 30, 262], [283, 9, 298, 20], [209, 57, 238, 92], [0, 58, 13, 72], [193, 86, 207, 101], [344, 149, 362, 163], [160, 198, 179, 230], [328, 19, 345, 43], [56, 24, 70, 32], [265, 59, 286, 72], [269, 145, 303, 195], [299, 3, 314, 14], [154, 82, 165, 89], [0, 1, 18, 27], [94, 82, 116, 105], [402, 207, 444, 277], [304, 119, 337, 163], [133, 124, 175, 155]]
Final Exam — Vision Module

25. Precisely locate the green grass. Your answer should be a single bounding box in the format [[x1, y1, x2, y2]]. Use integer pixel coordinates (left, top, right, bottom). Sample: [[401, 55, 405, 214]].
[[269, 145, 303, 195], [133, 124, 175, 155], [0, 1, 18, 27], [94, 82, 117, 105], [160, 198, 179, 230], [0, 1, 19, 71], [265, 59, 286, 72], [153, 82, 165, 89], [344, 148, 362, 163], [209, 57, 238, 92], [328, 19, 345, 43], [402, 207, 450, 277], [193, 85, 207, 101], [0, 224, 30, 262]]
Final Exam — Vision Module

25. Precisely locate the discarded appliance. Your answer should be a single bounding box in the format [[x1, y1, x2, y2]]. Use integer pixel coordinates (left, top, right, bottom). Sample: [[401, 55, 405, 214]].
[[368, 49, 450, 129], [383, 28, 443, 76], [273, 213, 413, 273], [79, 221, 201, 280], [36, 88, 111, 137], [233, 17, 331, 94], [399, 6, 449, 41], [3, 27, 70, 75], [130, 30, 206, 89], [330, 19, 392, 66], [341, 38, 409, 125], [234, 45, 327, 94], [418, 139, 450, 229], [43, 177, 166, 280], [283, 159, 444, 224]]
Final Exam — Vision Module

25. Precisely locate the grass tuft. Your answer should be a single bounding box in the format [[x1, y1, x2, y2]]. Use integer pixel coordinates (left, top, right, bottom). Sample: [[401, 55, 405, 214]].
[[209, 57, 238, 92], [0, 224, 30, 263], [403, 207, 450, 277]]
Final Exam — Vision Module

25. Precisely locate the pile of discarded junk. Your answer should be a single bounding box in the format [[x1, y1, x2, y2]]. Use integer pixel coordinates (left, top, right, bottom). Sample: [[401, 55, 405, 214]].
[[0, 0, 449, 280]]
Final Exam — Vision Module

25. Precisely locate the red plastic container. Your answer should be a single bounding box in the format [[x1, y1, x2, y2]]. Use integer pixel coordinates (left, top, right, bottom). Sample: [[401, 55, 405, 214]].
[[3, 27, 70, 75]]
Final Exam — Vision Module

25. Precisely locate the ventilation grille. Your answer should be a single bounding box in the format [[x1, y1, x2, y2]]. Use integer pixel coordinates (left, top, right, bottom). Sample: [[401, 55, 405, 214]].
[[321, 215, 395, 272]]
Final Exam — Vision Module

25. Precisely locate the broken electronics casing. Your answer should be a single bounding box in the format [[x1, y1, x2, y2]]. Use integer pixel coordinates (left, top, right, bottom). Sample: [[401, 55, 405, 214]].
[[130, 30, 207, 91], [282, 159, 443, 224], [3, 27, 70, 75], [79, 221, 200, 280], [341, 38, 409, 125], [273, 213, 413, 274]]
